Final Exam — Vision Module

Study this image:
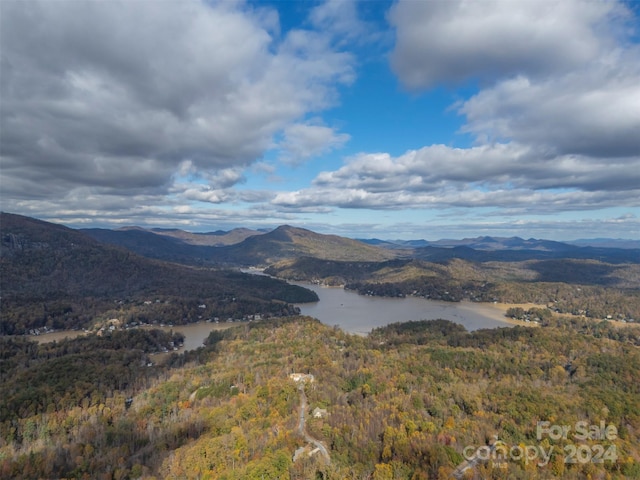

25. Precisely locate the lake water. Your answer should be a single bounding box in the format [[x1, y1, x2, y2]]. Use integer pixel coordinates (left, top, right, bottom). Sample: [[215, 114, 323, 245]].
[[294, 283, 512, 335], [149, 323, 234, 351], [28, 281, 513, 350], [29, 323, 235, 351], [158, 288, 512, 347]]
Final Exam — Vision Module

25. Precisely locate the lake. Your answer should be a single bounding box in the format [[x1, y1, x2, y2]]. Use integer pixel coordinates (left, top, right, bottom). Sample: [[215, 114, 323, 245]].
[[160, 286, 513, 347], [29, 323, 235, 351], [293, 283, 512, 335], [29, 281, 513, 350]]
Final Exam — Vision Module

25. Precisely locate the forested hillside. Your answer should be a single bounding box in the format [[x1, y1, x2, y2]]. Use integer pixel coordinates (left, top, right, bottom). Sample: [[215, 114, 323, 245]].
[[0, 213, 317, 334], [2, 317, 638, 479]]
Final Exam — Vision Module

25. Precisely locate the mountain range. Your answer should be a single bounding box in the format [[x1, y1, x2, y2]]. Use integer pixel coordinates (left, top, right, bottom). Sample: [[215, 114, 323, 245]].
[[360, 235, 640, 251], [2, 212, 640, 331], [2, 212, 638, 269], [82, 224, 396, 266], [82, 224, 640, 265], [137, 226, 263, 246], [359, 235, 640, 264]]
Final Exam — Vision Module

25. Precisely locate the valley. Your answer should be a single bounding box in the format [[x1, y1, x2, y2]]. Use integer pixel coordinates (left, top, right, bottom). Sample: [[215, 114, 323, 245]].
[[1, 212, 640, 479]]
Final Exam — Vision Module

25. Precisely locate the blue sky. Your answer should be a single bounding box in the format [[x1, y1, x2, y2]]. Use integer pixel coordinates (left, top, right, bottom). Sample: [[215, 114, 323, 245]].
[[1, 0, 639, 240]]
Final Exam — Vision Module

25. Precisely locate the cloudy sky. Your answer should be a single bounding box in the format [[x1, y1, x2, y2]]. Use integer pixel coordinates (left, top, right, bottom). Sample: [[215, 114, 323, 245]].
[[2, 0, 639, 240]]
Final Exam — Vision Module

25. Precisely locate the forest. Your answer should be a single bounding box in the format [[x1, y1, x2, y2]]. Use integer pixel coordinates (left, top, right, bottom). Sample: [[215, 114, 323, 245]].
[[2, 213, 640, 478], [1, 214, 317, 334], [1, 316, 639, 479]]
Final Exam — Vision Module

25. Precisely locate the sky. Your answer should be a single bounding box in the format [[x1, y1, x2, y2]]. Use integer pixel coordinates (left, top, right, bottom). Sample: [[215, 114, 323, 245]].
[[1, 0, 639, 241]]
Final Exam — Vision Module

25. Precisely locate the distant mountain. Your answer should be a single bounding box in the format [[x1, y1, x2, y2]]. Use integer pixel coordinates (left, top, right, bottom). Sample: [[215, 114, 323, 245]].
[[82, 226, 263, 263], [83, 224, 396, 266], [14, 214, 640, 274], [356, 238, 422, 250], [356, 238, 395, 246], [213, 225, 397, 265], [149, 227, 263, 246], [0, 213, 317, 334], [82, 227, 219, 265], [394, 239, 431, 248], [412, 244, 640, 264], [359, 235, 640, 264], [423, 236, 574, 251], [568, 238, 640, 249], [362, 236, 573, 251]]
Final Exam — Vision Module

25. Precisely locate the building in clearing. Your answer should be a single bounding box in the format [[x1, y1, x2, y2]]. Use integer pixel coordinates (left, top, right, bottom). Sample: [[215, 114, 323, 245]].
[[313, 407, 328, 418], [289, 373, 314, 384]]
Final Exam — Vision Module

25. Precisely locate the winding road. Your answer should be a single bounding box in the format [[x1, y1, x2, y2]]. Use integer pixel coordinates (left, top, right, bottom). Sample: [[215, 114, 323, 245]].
[[296, 385, 331, 464]]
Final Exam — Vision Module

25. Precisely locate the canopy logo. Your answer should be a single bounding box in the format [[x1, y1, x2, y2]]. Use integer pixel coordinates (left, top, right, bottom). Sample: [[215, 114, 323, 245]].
[[462, 420, 618, 469]]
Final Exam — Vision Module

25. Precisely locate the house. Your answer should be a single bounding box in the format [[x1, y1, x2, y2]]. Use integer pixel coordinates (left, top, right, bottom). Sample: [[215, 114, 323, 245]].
[[289, 373, 315, 384], [312, 407, 328, 419]]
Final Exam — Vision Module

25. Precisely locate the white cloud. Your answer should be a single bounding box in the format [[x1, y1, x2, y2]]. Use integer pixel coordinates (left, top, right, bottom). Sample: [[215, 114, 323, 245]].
[[0, 0, 354, 204], [178, 188, 231, 205], [387, 0, 640, 163], [279, 121, 350, 165], [202, 168, 246, 190], [459, 49, 640, 158], [318, 0, 637, 222], [2, 0, 638, 239], [272, 143, 640, 212], [309, 0, 374, 45], [313, 144, 640, 192], [389, 0, 628, 89]]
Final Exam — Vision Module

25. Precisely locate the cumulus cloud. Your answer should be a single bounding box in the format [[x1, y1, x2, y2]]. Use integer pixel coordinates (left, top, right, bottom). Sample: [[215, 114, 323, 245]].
[[387, 0, 640, 163], [2, 0, 638, 237], [274, 184, 639, 215], [459, 50, 640, 158], [309, 0, 375, 45], [272, 143, 640, 212], [389, 0, 628, 89], [272, 0, 636, 221], [279, 121, 350, 165], [0, 0, 353, 207], [315, 144, 640, 193]]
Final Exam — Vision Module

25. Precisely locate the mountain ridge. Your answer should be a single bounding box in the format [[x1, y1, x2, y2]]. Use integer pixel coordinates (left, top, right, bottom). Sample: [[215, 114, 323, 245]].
[[358, 235, 640, 263], [82, 223, 397, 266], [361, 235, 576, 251], [0, 212, 317, 334], [212, 224, 397, 265], [5, 212, 640, 266]]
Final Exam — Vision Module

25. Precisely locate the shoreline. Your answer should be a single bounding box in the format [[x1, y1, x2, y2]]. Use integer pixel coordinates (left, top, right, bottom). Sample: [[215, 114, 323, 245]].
[[454, 300, 538, 328], [12, 300, 637, 347], [488, 302, 546, 327]]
